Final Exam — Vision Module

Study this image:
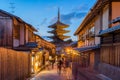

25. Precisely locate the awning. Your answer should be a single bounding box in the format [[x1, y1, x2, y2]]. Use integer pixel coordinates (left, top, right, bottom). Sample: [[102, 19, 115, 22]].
[[13, 46, 31, 51], [74, 45, 100, 52], [99, 25, 120, 36], [26, 42, 38, 48], [110, 17, 120, 24], [68, 41, 77, 47], [39, 47, 44, 51]]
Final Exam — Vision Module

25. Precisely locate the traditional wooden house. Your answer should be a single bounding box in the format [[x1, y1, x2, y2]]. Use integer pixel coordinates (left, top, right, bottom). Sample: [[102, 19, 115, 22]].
[[0, 9, 37, 48], [30, 34, 56, 73], [0, 9, 56, 79], [74, 0, 120, 80], [98, 18, 120, 80], [74, 2, 101, 70], [0, 9, 42, 79]]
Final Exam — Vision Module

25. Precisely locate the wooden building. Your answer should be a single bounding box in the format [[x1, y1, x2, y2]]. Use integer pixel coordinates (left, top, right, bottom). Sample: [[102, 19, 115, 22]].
[[0, 9, 39, 80], [0, 9, 56, 80], [99, 17, 120, 80], [0, 9, 37, 48], [74, 0, 120, 80], [33, 34, 56, 72]]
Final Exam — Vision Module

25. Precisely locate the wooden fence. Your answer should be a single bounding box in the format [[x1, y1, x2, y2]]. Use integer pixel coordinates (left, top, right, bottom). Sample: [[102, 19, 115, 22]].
[[0, 47, 30, 80]]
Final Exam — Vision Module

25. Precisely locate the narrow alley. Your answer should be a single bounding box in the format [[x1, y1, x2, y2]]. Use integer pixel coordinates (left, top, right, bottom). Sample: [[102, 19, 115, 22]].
[[0, 0, 120, 80]]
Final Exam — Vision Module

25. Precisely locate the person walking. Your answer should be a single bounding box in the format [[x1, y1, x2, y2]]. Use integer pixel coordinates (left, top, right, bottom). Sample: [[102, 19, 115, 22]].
[[51, 59, 55, 69], [57, 59, 63, 75], [65, 59, 73, 80]]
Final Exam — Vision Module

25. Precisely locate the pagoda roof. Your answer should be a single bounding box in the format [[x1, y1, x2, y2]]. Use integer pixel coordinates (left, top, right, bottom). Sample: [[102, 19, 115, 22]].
[[48, 8, 70, 41], [59, 36, 70, 39], [48, 29, 70, 34], [48, 35, 70, 40], [56, 32, 68, 35], [48, 21, 69, 28]]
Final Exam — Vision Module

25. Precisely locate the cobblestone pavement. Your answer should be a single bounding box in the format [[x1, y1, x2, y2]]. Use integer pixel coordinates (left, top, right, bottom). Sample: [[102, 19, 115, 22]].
[[30, 64, 73, 80]]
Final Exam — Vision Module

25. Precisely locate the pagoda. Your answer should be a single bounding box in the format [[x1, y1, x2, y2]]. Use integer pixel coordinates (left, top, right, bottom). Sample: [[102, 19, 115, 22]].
[[48, 9, 70, 44]]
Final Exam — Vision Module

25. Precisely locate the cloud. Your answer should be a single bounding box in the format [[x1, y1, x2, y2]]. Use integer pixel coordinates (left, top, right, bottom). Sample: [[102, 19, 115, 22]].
[[41, 36, 52, 41], [45, 6, 57, 11], [72, 4, 90, 12], [49, 16, 57, 24], [49, 4, 90, 25], [40, 18, 47, 25], [61, 12, 75, 24], [50, 11, 87, 25], [61, 12, 86, 24]]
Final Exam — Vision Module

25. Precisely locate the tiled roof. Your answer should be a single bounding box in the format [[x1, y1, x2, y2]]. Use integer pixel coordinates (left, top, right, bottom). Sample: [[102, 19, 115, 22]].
[[68, 41, 77, 47], [74, 44, 100, 52], [26, 42, 38, 48], [48, 21, 69, 28], [111, 17, 120, 24], [13, 47, 31, 51], [0, 9, 37, 31], [13, 45, 43, 51], [99, 25, 120, 36]]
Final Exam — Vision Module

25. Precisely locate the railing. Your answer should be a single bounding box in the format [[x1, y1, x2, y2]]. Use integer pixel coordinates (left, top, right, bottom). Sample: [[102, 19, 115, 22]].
[[79, 44, 99, 48], [89, 32, 95, 38], [79, 36, 85, 42]]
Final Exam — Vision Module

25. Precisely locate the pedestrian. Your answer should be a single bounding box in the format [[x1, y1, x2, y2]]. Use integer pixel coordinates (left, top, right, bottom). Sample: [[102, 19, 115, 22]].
[[65, 59, 70, 68], [57, 59, 63, 75], [46, 60, 50, 70], [51, 59, 55, 69], [65, 59, 72, 80]]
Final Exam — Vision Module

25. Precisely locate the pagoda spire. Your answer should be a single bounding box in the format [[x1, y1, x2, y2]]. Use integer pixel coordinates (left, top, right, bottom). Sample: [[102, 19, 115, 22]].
[[58, 8, 60, 21], [48, 8, 70, 43]]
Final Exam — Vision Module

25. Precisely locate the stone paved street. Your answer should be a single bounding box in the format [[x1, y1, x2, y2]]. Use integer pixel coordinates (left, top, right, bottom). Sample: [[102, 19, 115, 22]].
[[30, 64, 73, 80]]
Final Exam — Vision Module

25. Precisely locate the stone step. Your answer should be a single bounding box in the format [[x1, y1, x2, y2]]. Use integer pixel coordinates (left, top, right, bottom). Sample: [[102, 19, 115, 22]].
[[96, 74, 112, 80]]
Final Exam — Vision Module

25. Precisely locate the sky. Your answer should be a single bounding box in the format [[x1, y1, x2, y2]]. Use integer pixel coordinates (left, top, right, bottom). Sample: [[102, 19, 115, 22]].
[[0, 0, 96, 41]]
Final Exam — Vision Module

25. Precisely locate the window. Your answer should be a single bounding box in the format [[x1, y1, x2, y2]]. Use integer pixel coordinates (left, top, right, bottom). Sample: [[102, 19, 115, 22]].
[[89, 27, 95, 37], [13, 25, 20, 39]]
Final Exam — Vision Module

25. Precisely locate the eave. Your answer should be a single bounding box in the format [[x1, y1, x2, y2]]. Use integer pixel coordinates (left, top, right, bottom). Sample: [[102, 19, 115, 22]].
[[48, 29, 70, 34], [48, 21, 69, 28], [98, 25, 120, 36], [0, 9, 37, 32], [74, 0, 109, 35]]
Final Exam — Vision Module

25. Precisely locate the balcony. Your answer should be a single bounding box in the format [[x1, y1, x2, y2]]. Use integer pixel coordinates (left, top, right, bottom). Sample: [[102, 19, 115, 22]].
[[86, 34, 89, 40], [79, 36, 85, 42], [89, 32, 95, 38]]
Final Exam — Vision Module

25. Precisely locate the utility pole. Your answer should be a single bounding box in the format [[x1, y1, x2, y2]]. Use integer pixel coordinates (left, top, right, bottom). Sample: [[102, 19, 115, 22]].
[[9, 2, 15, 13]]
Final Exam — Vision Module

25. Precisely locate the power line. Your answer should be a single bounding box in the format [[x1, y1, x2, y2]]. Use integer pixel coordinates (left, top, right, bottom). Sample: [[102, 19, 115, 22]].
[[9, 2, 15, 13]]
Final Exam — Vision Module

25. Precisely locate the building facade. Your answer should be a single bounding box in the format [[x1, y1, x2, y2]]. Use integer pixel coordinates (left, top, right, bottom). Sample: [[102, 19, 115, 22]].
[[0, 9, 56, 80], [74, 0, 120, 80]]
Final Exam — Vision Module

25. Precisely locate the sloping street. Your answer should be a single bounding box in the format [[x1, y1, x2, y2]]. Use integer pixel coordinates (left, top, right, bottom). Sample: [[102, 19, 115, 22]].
[[0, 0, 120, 80], [30, 64, 73, 80]]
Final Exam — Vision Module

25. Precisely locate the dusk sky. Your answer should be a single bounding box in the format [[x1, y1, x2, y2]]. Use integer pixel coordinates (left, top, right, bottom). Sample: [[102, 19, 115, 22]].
[[0, 0, 96, 41]]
